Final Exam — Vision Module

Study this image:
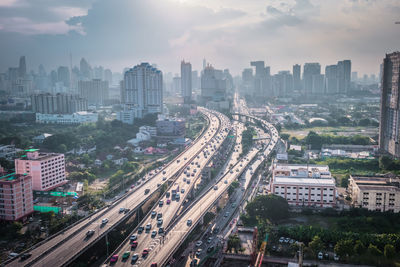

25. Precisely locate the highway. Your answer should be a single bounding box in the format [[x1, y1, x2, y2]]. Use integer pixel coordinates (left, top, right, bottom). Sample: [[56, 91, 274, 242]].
[[108, 111, 232, 266], [7, 108, 227, 267], [135, 111, 279, 266]]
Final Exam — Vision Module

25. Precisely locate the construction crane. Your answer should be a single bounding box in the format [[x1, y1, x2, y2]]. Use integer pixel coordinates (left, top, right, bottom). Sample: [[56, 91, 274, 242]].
[[254, 233, 269, 267]]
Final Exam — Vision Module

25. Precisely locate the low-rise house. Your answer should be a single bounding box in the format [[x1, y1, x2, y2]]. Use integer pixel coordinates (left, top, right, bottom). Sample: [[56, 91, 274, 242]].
[[33, 133, 53, 144]]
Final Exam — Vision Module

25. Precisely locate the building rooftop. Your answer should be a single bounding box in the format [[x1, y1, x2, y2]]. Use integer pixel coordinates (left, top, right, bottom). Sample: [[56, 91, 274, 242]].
[[0, 172, 29, 182], [274, 177, 335, 186]]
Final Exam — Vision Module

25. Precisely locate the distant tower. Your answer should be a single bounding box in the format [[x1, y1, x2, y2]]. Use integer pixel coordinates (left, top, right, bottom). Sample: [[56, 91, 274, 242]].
[[19, 56, 26, 77], [181, 60, 192, 104], [202, 58, 206, 70]]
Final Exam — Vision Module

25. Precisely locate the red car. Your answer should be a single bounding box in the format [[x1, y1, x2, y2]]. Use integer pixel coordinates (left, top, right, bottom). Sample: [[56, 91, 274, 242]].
[[110, 254, 118, 263], [131, 241, 138, 249], [166, 199, 171, 204], [142, 248, 149, 257]]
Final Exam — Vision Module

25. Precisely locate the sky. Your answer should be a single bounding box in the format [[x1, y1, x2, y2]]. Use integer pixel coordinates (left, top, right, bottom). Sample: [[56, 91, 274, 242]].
[[0, 0, 399, 76]]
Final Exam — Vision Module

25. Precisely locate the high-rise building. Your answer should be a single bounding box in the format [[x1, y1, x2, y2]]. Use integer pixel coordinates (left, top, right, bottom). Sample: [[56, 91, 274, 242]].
[[173, 76, 181, 94], [57, 66, 70, 88], [80, 58, 92, 80], [325, 65, 338, 94], [250, 61, 272, 98], [78, 79, 109, 106], [351, 71, 358, 82], [15, 149, 67, 191], [312, 74, 325, 94], [273, 71, 293, 97], [337, 60, 351, 94], [31, 93, 87, 114], [19, 56, 27, 78], [191, 70, 199, 91], [181, 60, 192, 103], [0, 173, 34, 221], [122, 62, 163, 118], [94, 66, 104, 80], [379, 52, 400, 157], [303, 63, 321, 96], [293, 64, 301, 92], [201, 65, 227, 102], [104, 69, 113, 85]]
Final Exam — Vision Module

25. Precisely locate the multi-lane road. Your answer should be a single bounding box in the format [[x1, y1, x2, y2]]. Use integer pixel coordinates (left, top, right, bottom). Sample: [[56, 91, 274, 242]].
[[7, 108, 228, 267], [108, 111, 231, 266]]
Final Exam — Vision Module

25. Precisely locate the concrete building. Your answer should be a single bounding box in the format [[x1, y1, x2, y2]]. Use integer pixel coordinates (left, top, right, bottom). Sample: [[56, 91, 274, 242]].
[[31, 93, 88, 114], [181, 61, 192, 103], [127, 126, 156, 146], [250, 61, 272, 98], [325, 65, 338, 94], [201, 65, 227, 102], [348, 175, 400, 212], [156, 117, 185, 138], [36, 111, 98, 124], [379, 52, 400, 157], [0, 173, 34, 221], [0, 145, 17, 160], [78, 79, 109, 106], [57, 66, 70, 88], [303, 63, 321, 96], [337, 60, 351, 94], [15, 149, 67, 191], [270, 163, 336, 208], [273, 71, 293, 97], [32, 133, 53, 144], [293, 64, 301, 92]]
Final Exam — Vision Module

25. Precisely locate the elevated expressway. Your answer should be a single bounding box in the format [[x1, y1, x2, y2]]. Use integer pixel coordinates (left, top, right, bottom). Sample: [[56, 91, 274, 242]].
[[109, 114, 279, 266], [7, 107, 228, 267], [108, 111, 232, 266]]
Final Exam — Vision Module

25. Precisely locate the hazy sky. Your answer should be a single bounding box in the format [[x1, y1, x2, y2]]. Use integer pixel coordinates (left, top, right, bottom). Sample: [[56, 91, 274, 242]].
[[0, 0, 399, 76]]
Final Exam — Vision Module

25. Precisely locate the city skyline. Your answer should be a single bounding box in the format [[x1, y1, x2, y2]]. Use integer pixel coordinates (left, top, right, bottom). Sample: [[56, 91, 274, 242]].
[[0, 0, 399, 76]]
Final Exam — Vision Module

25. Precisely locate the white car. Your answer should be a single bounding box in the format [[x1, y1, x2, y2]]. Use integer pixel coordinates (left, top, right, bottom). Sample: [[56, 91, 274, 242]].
[[196, 241, 203, 247], [318, 252, 323, 260], [101, 218, 109, 224]]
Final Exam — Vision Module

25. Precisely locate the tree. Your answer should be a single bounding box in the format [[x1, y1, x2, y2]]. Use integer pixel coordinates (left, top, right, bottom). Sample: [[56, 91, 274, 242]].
[[245, 195, 289, 223], [280, 133, 290, 141], [305, 131, 323, 150], [384, 244, 396, 258], [340, 175, 350, 188], [368, 244, 382, 256], [309, 235, 324, 256], [227, 234, 241, 253], [228, 180, 240, 197], [334, 239, 353, 258], [354, 240, 366, 255]]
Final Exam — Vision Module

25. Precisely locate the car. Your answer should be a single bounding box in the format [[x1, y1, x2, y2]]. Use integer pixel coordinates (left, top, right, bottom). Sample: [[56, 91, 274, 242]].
[[157, 219, 163, 226], [231, 203, 236, 208], [157, 213, 162, 219], [272, 245, 277, 252], [289, 239, 295, 244], [145, 223, 152, 232], [207, 237, 213, 243], [119, 207, 125, 213], [151, 230, 157, 238], [130, 234, 137, 241], [158, 227, 164, 234], [212, 227, 220, 234], [101, 218, 109, 224], [142, 249, 149, 257], [151, 211, 157, 218], [224, 180, 228, 184], [131, 253, 139, 263], [187, 180, 190, 184], [183, 177, 186, 182], [181, 188, 185, 193], [213, 185, 218, 190], [334, 253, 339, 261], [187, 219, 192, 226], [131, 241, 138, 249], [110, 254, 118, 263], [163, 170, 166, 174], [124, 208, 130, 214], [318, 252, 323, 260], [19, 253, 32, 261], [195, 249, 202, 256], [150, 263, 158, 267], [159, 200, 164, 207], [196, 240, 203, 247], [224, 212, 229, 217], [190, 259, 198, 266], [167, 199, 171, 204], [122, 251, 130, 260], [138, 226, 144, 234], [145, 189, 150, 194], [162, 177, 167, 181], [86, 229, 95, 237]]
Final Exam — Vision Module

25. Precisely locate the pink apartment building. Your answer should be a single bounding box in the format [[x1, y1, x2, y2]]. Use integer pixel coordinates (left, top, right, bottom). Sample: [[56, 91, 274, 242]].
[[15, 149, 67, 191], [0, 173, 34, 221]]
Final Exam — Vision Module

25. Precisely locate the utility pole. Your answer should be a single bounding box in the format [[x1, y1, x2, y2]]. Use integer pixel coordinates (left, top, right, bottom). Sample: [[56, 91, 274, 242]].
[[105, 233, 109, 256]]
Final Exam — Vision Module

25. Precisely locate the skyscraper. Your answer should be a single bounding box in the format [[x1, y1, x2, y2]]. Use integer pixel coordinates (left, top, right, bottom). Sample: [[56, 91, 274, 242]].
[[293, 64, 301, 92], [19, 56, 26, 78], [379, 52, 400, 157], [325, 65, 338, 94], [57, 66, 70, 88], [250, 61, 272, 98], [123, 63, 163, 118], [337, 60, 351, 94], [80, 58, 92, 80], [181, 60, 192, 103], [201, 65, 226, 102], [303, 63, 321, 96], [78, 79, 109, 106]]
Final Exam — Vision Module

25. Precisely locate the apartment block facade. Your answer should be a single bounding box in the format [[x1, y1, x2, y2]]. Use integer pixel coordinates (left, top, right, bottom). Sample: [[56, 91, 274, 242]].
[[15, 150, 67, 191]]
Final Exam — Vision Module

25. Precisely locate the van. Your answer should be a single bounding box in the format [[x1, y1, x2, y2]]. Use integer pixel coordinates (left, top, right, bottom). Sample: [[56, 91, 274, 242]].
[[144, 189, 150, 195]]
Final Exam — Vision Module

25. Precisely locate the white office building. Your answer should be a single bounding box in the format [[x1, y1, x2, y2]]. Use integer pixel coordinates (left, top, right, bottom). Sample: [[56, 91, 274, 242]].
[[270, 163, 336, 208], [36, 111, 98, 124]]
